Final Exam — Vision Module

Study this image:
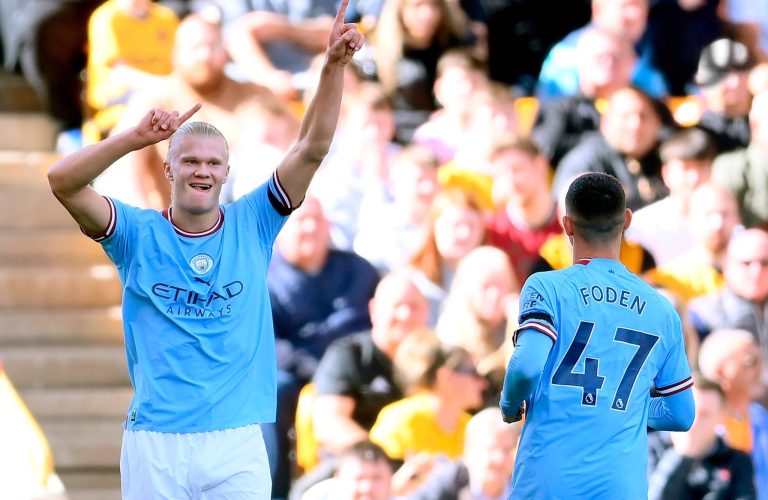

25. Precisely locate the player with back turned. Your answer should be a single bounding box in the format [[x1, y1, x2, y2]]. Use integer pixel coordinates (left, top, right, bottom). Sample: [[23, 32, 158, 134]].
[[500, 172, 695, 499]]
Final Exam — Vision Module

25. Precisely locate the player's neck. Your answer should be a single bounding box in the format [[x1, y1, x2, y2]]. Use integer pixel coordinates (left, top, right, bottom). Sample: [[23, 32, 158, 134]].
[[570, 238, 621, 262], [168, 206, 221, 234]]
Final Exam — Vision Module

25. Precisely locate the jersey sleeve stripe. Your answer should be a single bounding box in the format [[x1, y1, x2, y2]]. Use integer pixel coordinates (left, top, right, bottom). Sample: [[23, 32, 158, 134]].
[[272, 171, 293, 207], [655, 376, 693, 396], [82, 196, 116, 241], [513, 320, 558, 346]]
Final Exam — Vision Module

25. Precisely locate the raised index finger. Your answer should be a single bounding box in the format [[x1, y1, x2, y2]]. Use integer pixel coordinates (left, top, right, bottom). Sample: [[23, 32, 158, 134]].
[[179, 102, 202, 124], [334, 0, 349, 24]]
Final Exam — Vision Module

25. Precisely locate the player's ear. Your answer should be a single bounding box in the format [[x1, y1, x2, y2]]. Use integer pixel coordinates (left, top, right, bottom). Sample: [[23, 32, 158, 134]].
[[164, 162, 173, 181], [222, 164, 230, 184], [562, 215, 574, 236], [623, 208, 632, 231]]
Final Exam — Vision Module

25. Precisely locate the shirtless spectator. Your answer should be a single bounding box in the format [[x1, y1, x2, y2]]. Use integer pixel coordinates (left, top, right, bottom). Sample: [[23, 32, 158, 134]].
[[95, 13, 297, 210], [221, 0, 339, 100]]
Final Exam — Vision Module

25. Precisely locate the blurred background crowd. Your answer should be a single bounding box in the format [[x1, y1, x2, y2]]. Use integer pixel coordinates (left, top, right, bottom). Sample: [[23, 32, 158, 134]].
[[2, 0, 768, 498]]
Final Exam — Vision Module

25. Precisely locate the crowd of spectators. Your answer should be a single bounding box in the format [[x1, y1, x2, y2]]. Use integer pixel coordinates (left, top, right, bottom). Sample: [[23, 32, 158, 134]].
[[3, 0, 768, 498]]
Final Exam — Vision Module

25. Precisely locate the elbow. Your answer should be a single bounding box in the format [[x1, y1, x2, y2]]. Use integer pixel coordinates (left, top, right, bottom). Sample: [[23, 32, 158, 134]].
[[302, 138, 332, 164], [47, 167, 69, 200], [673, 406, 696, 432]]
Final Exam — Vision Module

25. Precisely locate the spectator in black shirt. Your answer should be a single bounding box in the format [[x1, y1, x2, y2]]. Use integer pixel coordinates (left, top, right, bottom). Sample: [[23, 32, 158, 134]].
[[648, 375, 756, 500]]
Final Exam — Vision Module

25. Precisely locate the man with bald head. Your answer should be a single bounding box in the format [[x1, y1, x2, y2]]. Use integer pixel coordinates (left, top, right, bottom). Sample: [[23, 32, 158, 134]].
[[310, 269, 430, 457], [688, 228, 768, 362], [697, 329, 768, 498]]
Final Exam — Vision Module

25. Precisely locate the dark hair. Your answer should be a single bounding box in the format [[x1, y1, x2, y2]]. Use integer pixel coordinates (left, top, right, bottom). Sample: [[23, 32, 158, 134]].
[[691, 372, 725, 402], [394, 328, 474, 392], [338, 440, 393, 469], [659, 128, 717, 164], [436, 47, 487, 79], [565, 173, 626, 243], [488, 135, 541, 162]]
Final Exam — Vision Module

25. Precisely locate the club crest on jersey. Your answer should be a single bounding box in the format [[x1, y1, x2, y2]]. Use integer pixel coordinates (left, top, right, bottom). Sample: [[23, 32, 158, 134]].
[[190, 253, 214, 275]]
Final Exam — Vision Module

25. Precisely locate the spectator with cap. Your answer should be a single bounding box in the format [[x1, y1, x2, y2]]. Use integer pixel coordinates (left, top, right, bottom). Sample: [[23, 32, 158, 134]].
[[694, 37, 755, 154], [645, 0, 722, 96]]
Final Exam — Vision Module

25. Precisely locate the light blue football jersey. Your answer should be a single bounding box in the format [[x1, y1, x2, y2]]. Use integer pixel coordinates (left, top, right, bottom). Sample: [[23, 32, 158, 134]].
[[511, 258, 692, 499], [96, 175, 289, 433]]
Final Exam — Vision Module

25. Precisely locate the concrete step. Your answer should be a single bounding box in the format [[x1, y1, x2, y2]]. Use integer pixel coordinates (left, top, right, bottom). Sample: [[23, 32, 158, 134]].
[[66, 488, 122, 500], [0, 112, 59, 151], [0, 228, 111, 266], [19, 387, 132, 420], [58, 471, 121, 493], [39, 419, 123, 470], [0, 186, 75, 229], [0, 71, 43, 112], [0, 307, 123, 346], [0, 150, 61, 187], [1, 346, 129, 389], [0, 264, 122, 309]]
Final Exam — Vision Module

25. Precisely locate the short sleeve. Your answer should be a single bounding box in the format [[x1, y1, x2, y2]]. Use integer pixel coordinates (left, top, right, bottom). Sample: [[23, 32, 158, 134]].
[[653, 312, 693, 396], [312, 340, 359, 397]]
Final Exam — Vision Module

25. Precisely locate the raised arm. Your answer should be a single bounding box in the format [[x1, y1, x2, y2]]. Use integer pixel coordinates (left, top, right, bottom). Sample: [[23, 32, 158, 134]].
[[275, 0, 364, 206], [48, 104, 200, 235]]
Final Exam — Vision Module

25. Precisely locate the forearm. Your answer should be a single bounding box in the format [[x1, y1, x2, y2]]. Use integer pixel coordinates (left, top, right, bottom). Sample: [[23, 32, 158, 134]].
[[299, 58, 345, 157], [48, 128, 142, 197], [315, 415, 368, 454], [500, 330, 552, 417], [288, 17, 335, 51], [229, 35, 281, 77], [648, 389, 695, 431]]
